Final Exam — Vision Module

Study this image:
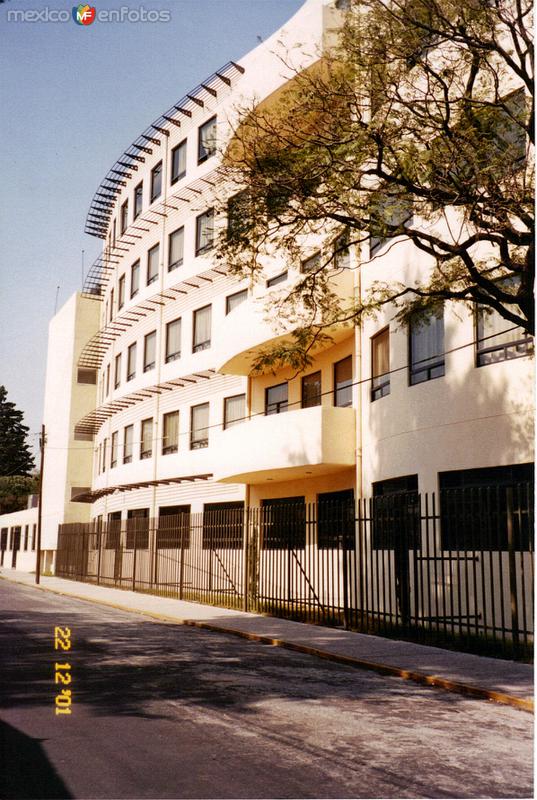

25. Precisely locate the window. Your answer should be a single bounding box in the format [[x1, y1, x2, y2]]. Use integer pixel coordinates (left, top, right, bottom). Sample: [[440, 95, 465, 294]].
[[130, 260, 140, 298], [301, 252, 321, 273], [157, 505, 191, 549], [77, 368, 97, 385], [111, 431, 118, 468], [301, 371, 322, 409], [202, 502, 244, 549], [120, 200, 128, 234], [165, 318, 181, 363], [168, 226, 184, 272], [143, 331, 156, 372], [409, 307, 445, 385], [334, 356, 352, 407], [105, 364, 110, 397], [101, 438, 107, 473], [106, 512, 121, 549], [127, 342, 137, 381], [266, 271, 288, 288], [134, 182, 143, 219], [192, 305, 211, 352], [114, 353, 121, 389], [317, 490, 355, 550], [369, 191, 413, 256], [372, 475, 420, 550], [261, 497, 306, 550], [198, 116, 217, 163], [227, 190, 253, 244], [171, 140, 187, 184], [123, 425, 133, 464], [140, 418, 153, 460], [147, 243, 159, 285], [225, 289, 247, 315], [476, 278, 533, 366], [440, 464, 534, 552], [32, 524, 36, 550], [162, 411, 179, 454], [195, 209, 214, 255], [23, 525, 29, 551], [126, 509, 149, 550], [118, 274, 125, 310], [150, 161, 162, 202], [371, 328, 390, 400], [0, 529, 7, 552], [112, 219, 116, 248], [109, 289, 114, 322], [333, 230, 351, 270], [266, 382, 288, 415], [224, 394, 245, 429], [190, 403, 209, 449]]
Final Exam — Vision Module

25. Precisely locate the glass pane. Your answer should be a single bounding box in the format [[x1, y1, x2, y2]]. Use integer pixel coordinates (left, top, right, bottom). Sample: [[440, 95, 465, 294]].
[[141, 418, 153, 458], [196, 210, 214, 254], [168, 227, 184, 270], [266, 383, 288, 415], [147, 244, 159, 284], [124, 425, 133, 462], [302, 371, 321, 408], [134, 183, 143, 217], [226, 289, 247, 314], [166, 318, 181, 361], [172, 141, 187, 182], [191, 403, 209, 448], [193, 306, 211, 350], [144, 331, 156, 371], [131, 261, 140, 296], [127, 343, 136, 379], [163, 412, 179, 453], [198, 116, 217, 162], [151, 162, 162, 201], [224, 394, 245, 428], [334, 357, 352, 407], [410, 308, 444, 383]]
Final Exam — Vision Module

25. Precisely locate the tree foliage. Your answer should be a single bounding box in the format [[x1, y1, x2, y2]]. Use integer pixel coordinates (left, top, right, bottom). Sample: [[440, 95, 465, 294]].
[[217, 0, 533, 371], [0, 475, 39, 515], [0, 386, 35, 477]]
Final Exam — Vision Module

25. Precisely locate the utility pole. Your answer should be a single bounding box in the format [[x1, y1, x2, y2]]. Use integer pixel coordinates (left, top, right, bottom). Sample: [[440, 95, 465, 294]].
[[36, 424, 46, 585]]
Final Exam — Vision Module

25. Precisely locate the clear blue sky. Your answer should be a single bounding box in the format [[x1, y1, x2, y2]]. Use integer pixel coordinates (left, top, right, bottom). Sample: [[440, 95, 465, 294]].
[[0, 0, 303, 458]]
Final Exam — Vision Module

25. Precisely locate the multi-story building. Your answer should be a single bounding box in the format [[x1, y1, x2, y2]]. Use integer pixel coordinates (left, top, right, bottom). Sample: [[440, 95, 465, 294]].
[[0, 0, 533, 656]]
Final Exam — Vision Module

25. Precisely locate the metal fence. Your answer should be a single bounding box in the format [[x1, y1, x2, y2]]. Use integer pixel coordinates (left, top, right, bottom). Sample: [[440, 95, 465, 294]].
[[56, 484, 534, 659]]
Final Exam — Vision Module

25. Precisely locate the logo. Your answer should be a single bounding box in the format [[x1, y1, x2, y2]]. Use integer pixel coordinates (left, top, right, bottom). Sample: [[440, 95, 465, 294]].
[[72, 5, 96, 25]]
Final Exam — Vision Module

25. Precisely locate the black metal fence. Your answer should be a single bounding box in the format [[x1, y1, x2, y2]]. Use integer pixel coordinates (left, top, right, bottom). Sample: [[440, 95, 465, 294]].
[[56, 484, 534, 659]]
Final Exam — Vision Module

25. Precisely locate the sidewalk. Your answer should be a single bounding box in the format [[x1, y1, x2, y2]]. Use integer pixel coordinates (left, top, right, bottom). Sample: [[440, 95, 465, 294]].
[[1, 568, 533, 712]]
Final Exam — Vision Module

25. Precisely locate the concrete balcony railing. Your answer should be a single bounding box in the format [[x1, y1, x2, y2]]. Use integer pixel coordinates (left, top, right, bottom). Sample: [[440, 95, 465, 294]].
[[213, 405, 356, 484], [213, 269, 355, 376]]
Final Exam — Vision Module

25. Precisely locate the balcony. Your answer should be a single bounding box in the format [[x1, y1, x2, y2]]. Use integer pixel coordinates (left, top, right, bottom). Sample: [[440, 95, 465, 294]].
[[213, 269, 354, 376], [213, 405, 356, 484]]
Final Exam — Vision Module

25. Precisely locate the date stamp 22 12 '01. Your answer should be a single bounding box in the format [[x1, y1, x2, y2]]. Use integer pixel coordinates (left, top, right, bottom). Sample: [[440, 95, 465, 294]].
[[54, 626, 72, 715]]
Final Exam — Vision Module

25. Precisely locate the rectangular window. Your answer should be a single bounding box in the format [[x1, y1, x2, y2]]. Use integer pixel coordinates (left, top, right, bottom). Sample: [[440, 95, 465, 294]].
[[190, 403, 209, 449], [24, 525, 29, 551], [140, 418, 153, 459], [150, 161, 162, 202], [126, 509, 149, 550], [168, 226, 184, 272], [162, 411, 179, 454], [165, 318, 181, 363], [106, 512, 121, 550], [120, 200, 128, 234], [372, 475, 420, 551], [0, 528, 7, 552], [193, 305, 211, 352], [134, 182, 143, 219], [266, 271, 287, 288], [227, 190, 252, 243], [370, 192, 413, 256], [171, 139, 187, 184], [127, 342, 137, 381], [318, 490, 355, 549], [101, 438, 107, 473], [301, 371, 322, 408], [105, 363, 110, 397], [77, 368, 97, 385], [334, 356, 352, 407], [123, 425, 133, 464], [110, 431, 118, 468], [147, 243, 159, 285], [226, 289, 247, 314], [130, 260, 140, 298], [109, 289, 114, 322], [143, 330, 156, 372], [32, 524, 36, 551], [157, 505, 191, 549], [224, 394, 245, 429], [118, 274, 125, 310], [198, 116, 217, 163], [114, 353, 121, 389], [266, 382, 288, 415], [262, 497, 306, 550], [476, 280, 533, 366], [409, 307, 445, 385], [440, 464, 534, 552], [333, 230, 350, 270], [371, 328, 390, 400], [301, 252, 321, 273], [195, 209, 214, 255], [202, 502, 244, 549], [112, 219, 116, 248]]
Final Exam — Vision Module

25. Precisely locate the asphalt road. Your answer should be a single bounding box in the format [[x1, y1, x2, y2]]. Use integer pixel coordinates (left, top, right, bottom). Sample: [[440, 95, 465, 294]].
[[0, 581, 533, 800]]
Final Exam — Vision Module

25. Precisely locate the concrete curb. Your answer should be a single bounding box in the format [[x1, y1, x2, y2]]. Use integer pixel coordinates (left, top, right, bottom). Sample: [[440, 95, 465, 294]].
[[3, 575, 533, 714]]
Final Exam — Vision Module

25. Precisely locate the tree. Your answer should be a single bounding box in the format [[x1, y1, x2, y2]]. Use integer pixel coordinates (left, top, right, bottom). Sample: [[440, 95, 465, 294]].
[[217, 0, 533, 371], [0, 386, 35, 476], [0, 475, 39, 515]]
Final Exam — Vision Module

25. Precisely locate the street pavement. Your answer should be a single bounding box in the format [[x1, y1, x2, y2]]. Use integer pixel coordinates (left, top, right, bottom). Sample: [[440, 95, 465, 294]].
[[0, 579, 533, 799]]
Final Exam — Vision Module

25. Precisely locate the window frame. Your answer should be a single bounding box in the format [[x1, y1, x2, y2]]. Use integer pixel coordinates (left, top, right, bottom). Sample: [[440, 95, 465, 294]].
[[130, 260, 140, 298], [409, 307, 445, 386], [334, 356, 353, 408], [162, 410, 179, 455], [301, 371, 322, 409], [171, 139, 187, 184], [133, 181, 143, 219], [143, 330, 157, 373], [195, 209, 214, 256], [120, 200, 128, 235], [117, 274, 125, 310], [223, 394, 246, 430], [198, 115, 217, 164], [140, 417, 153, 460], [126, 342, 137, 382], [150, 161, 162, 203], [192, 305, 212, 353], [225, 288, 248, 315], [168, 226, 184, 272], [123, 425, 134, 464], [371, 327, 391, 401], [146, 243, 159, 286], [165, 317, 181, 363], [190, 402, 210, 450], [114, 353, 121, 390], [266, 271, 288, 288], [265, 382, 288, 416]]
